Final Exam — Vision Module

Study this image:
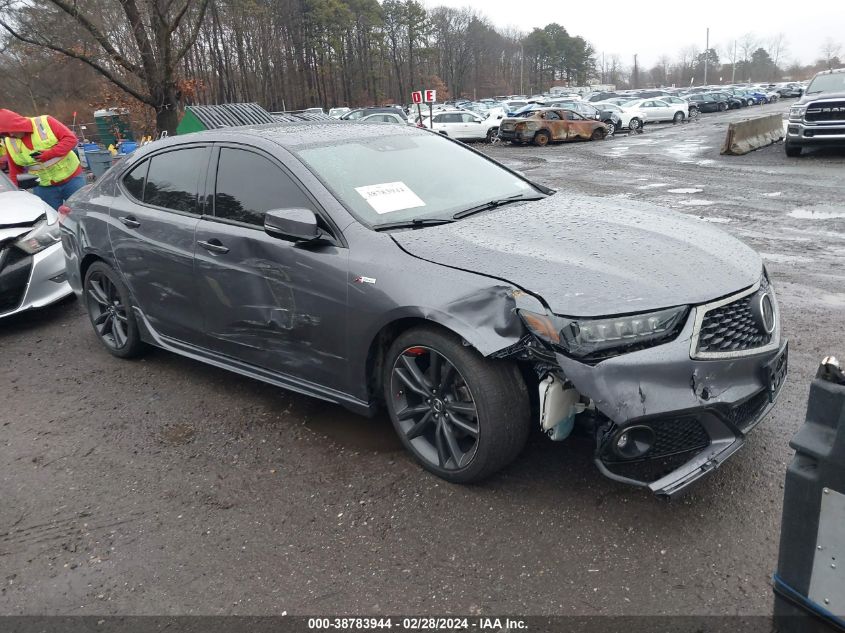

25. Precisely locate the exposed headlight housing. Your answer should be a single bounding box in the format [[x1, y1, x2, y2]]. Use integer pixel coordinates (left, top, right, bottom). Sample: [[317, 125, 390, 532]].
[[14, 215, 61, 254], [789, 106, 806, 121], [519, 306, 689, 362]]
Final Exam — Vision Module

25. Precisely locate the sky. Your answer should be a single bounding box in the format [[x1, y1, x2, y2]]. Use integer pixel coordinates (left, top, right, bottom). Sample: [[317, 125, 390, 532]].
[[423, 0, 845, 70]]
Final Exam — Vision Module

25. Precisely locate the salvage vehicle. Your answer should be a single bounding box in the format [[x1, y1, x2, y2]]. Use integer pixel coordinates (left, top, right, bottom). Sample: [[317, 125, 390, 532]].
[[708, 91, 746, 110], [785, 67, 845, 157], [0, 172, 73, 318], [341, 107, 408, 122], [624, 98, 689, 123], [657, 95, 701, 119], [61, 121, 787, 497], [547, 100, 623, 135], [498, 108, 607, 145]]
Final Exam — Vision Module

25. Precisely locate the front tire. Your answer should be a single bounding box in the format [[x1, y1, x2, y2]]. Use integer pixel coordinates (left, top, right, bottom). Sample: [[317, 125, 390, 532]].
[[591, 127, 606, 140], [718, 102, 728, 112], [83, 261, 146, 358], [383, 326, 530, 483], [673, 111, 685, 123], [785, 142, 802, 157]]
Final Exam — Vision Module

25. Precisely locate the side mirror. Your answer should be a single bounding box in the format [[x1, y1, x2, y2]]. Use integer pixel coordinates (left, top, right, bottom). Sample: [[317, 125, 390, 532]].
[[264, 208, 321, 242], [17, 174, 39, 190]]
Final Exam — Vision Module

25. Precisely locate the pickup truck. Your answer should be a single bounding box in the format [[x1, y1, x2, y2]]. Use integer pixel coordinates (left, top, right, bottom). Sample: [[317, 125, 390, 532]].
[[785, 68, 845, 157]]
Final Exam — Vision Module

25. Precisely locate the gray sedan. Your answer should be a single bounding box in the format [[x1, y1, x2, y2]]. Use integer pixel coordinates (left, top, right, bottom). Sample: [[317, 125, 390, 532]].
[[59, 121, 787, 497]]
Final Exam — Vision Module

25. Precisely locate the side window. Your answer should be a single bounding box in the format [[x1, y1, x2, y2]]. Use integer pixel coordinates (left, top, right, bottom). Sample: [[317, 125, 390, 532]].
[[433, 114, 445, 123], [544, 111, 561, 120], [144, 147, 207, 213], [214, 148, 313, 226], [461, 113, 478, 123], [123, 160, 147, 201]]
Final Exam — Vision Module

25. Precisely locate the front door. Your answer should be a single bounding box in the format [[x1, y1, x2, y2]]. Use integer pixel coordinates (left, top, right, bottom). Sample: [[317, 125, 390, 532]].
[[108, 145, 210, 345], [194, 145, 349, 391]]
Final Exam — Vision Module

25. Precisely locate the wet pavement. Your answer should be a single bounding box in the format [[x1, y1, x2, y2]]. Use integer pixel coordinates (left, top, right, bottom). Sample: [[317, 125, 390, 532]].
[[2, 100, 844, 616]]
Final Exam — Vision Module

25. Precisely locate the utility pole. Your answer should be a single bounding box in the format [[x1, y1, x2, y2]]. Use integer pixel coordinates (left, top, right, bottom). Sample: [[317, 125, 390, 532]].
[[703, 27, 709, 84], [731, 41, 737, 84], [632, 53, 638, 89]]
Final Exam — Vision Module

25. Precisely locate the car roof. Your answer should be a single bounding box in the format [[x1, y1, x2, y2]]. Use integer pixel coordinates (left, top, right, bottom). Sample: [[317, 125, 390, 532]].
[[131, 120, 428, 155]]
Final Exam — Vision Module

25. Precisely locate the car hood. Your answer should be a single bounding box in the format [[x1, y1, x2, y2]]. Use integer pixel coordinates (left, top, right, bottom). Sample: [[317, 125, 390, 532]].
[[0, 191, 53, 241], [391, 195, 762, 317], [796, 90, 845, 105]]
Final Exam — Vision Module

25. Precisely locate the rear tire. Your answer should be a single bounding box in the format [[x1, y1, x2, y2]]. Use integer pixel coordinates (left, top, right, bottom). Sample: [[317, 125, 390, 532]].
[[533, 130, 550, 147], [604, 121, 616, 136], [83, 261, 146, 359], [784, 142, 802, 157], [383, 326, 530, 483], [628, 117, 641, 131]]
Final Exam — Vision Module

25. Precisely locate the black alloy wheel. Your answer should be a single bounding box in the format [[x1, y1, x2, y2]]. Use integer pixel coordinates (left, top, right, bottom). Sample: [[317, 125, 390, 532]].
[[384, 326, 530, 483], [84, 262, 145, 358], [390, 346, 479, 472]]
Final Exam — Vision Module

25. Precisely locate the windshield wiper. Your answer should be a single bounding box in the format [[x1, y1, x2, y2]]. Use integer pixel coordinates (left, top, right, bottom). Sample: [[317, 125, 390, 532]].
[[452, 194, 545, 219], [373, 217, 455, 232]]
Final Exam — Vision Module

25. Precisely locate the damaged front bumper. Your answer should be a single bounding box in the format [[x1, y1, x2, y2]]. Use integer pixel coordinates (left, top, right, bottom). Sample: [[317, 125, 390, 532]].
[[533, 304, 788, 498]]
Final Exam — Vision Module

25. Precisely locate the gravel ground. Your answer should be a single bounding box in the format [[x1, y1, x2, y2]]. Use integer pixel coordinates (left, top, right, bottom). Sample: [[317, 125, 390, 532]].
[[1, 100, 843, 617]]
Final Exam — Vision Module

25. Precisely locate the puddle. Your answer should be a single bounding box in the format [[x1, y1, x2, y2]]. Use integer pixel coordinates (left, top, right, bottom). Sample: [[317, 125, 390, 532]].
[[789, 208, 845, 220], [301, 402, 402, 453], [696, 216, 730, 223], [636, 183, 669, 189], [668, 188, 703, 194], [696, 159, 716, 166], [763, 192, 783, 197], [678, 199, 715, 206], [161, 423, 196, 445]]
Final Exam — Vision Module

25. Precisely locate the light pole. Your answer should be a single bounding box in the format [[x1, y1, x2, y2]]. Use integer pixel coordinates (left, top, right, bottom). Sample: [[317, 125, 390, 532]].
[[703, 27, 710, 84]]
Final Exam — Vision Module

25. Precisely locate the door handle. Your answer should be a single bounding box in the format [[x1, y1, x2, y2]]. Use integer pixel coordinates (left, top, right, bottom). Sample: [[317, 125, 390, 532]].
[[198, 239, 229, 254], [119, 215, 140, 228]]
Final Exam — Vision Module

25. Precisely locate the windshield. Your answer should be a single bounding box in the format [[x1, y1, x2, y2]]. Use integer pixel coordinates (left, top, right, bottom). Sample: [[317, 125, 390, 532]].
[[806, 73, 845, 94], [294, 132, 540, 228]]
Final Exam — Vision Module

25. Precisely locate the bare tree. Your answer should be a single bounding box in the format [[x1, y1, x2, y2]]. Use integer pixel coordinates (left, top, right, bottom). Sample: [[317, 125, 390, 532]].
[[820, 38, 842, 70], [767, 33, 788, 80], [0, 0, 212, 134], [739, 32, 758, 63]]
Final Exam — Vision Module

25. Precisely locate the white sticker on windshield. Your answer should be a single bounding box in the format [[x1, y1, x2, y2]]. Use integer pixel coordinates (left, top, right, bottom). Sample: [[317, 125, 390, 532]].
[[355, 181, 425, 214]]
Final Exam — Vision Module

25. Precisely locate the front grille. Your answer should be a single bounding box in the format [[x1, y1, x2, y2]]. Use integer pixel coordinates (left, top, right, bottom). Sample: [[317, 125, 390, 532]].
[[805, 101, 845, 122], [650, 418, 711, 457], [697, 287, 773, 354], [0, 247, 33, 313]]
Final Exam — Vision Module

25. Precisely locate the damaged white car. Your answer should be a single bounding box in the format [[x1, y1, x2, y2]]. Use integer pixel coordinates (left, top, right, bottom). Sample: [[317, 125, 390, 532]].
[[0, 172, 73, 318]]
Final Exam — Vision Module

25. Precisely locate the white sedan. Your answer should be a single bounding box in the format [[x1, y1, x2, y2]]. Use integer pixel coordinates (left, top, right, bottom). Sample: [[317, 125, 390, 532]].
[[359, 112, 409, 125], [624, 98, 689, 124], [0, 172, 73, 319], [593, 102, 648, 131]]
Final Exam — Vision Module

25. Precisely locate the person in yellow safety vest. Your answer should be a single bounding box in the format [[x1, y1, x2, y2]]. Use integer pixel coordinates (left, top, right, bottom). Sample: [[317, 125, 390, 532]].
[[0, 109, 85, 210]]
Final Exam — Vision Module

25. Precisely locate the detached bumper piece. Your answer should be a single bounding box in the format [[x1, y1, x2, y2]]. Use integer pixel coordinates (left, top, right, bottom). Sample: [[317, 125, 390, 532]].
[[595, 386, 777, 498], [0, 246, 33, 314]]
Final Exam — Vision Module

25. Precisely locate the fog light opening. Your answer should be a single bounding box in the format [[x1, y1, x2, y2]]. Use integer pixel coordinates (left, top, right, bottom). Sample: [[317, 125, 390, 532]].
[[612, 425, 655, 459]]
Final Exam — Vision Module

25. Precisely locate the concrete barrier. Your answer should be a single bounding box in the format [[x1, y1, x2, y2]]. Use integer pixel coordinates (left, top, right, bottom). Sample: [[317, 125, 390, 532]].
[[720, 113, 785, 155]]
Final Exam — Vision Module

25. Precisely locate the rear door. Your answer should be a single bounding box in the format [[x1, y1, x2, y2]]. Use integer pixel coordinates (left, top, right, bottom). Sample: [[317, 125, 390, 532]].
[[109, 145, 210, 345], [193, 144, 349, 390]]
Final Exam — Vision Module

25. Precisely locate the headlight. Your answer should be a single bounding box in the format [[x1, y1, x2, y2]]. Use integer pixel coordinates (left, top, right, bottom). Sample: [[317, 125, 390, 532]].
[[15, 216, 61, 254], [789, 106, 806, 121], [519, 306, 689, 361]]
